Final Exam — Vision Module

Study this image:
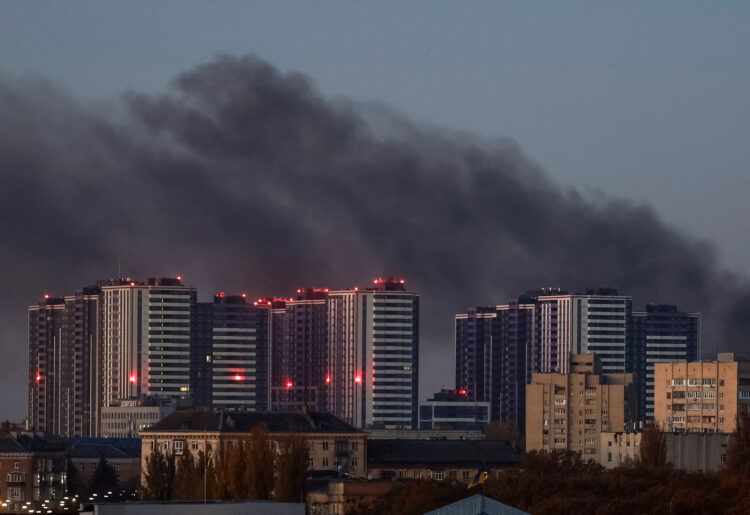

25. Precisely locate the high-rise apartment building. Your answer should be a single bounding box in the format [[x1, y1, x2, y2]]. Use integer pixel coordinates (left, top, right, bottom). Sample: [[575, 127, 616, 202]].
[[65, 286, 103, 437], [271, 289, 329, 413], [326, 278, 420, 429], [455, 288, 629, 428], [631, 305, 700, 420], [653, 353, 750, 433], [536, 289, 632, 375], [28, 296, 68, 435], [455, 306, 497, 405], [209, 293, 270, 410], [526, 354, 638, 458], [101, 277, 196, 405]]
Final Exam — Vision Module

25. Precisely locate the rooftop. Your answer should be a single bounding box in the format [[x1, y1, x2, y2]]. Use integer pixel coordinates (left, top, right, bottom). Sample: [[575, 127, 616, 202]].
[[0, 434, 67, 454], [367, 439, 521, 466]]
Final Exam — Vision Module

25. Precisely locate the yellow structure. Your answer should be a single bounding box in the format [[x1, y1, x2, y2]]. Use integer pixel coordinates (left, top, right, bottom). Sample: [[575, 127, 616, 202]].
[[526, 354, 637, 459], [653, 353, 750, 433]]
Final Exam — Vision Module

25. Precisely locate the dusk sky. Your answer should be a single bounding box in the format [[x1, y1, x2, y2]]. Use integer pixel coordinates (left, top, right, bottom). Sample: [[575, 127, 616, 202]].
[[1, 2, 749, 420]]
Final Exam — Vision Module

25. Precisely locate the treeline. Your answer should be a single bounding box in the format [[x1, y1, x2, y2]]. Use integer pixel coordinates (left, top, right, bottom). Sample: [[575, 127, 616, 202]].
[[351, 416, 750, 515], [141, 425, 308, 503]]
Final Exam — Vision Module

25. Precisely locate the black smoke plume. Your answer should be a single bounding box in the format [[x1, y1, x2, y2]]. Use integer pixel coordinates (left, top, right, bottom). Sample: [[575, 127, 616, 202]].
[[1, 55, 748, 417]]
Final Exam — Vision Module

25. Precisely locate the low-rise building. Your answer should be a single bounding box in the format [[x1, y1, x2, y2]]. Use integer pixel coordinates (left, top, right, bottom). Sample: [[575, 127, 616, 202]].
[[418, 389, 490, 430], [0, 434, 67, 512], [526, 354, 638, 459], [600, 432, 641, 468], [68, 440, 141, 494], [366, 439, 521, 482], [365, 429, 483, 440], [100, 398, 176, 438], [653, 353, 750, 433], [307, 479, 394, 515], [139, 410, 367, 479], [665, 432, 731, 472]]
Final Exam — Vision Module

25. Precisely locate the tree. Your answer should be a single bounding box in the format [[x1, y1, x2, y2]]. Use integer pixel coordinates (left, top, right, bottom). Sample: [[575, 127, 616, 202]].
[[274, 435, 308, 503], [172, 447, 200, 500], [639, 421, 667, 468], [726, 412, 750, 476], [89, 455, 118, 498], [244, 425, 275, 500], [142, 446, 170, 500], [226, 439, 248, 500]]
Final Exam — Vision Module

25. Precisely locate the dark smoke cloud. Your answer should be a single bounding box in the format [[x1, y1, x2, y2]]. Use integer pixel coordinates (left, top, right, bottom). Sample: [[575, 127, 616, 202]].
[[1, 55, 749, 418]]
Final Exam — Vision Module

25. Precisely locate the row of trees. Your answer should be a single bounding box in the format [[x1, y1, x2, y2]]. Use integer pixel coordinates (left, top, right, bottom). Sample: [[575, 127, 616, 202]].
[[351, 415, 750, 515], [141, 425, 308, 503]]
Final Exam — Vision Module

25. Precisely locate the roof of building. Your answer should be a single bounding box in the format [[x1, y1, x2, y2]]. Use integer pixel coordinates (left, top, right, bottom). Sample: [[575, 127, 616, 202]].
[[0, 434, 67, 454], [142, 410, 359, 434], [425, 495, 529, 515], [69, 443, 140, 460], [367, 439, 521, 466]]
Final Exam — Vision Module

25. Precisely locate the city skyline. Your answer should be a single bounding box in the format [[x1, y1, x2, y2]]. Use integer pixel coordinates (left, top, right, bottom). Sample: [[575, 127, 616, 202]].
[[2, 5, 749, 423]]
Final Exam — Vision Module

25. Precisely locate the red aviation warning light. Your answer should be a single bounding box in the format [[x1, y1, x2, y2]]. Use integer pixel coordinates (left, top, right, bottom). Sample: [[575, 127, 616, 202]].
[[43, 294, 50, 300], [286, 378, 294, 390], [325, 374, 331, 384], [177, 276, 182, 281], [354, 373, 362, 384], [459, 389, 467, 396], [129, 373, 137, 383], [36, 373, 41, 382], [233, 374, 244, 381], [219, 292, 225, 297]]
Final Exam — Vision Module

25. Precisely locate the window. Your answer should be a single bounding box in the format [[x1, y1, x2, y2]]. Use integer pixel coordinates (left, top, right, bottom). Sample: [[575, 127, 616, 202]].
[[672, 378, 685, 386], [703, 378, 716, 387], [10, 487, 22, 500], [13, 461, 19, 471], [688, 379, 701, 387], [352, 458, 358, 468], [173, 440, 184, 455], [351, 442, 358, 452], [399, 470, 407, 479], [191, 442, 199, 451], [322, 441, 329, 451], [608, 452, 612, 462], [462, 471, 470, 480], [431, 470, 445, 480], [322, 459, 328, 467], [704, 391, 715, 399], [7, 473, 24, 482]]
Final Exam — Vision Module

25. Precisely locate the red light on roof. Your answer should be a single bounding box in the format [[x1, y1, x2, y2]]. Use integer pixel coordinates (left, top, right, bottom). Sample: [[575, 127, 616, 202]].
[[130, 282, 135, 286], [297, 289, 301, 293], [241, 293, 247, 298], [399, 279, 405, 284], [325, 374, 331, 384], [43, 294, 50, 300], [253, 302, 258, 306], [129, 373, 137, 383], [459, 389, 467, 395], [354, 374, 362, 384], [219, 292, 225, 297], [285, 379, 293, 390], [267, 301, 272, 305], [354, 287, 358, 291], [177, 276, 182, 281]]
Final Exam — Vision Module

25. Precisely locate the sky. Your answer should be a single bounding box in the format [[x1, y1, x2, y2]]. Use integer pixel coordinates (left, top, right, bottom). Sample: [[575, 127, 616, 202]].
[[0, 2, 749, 420]]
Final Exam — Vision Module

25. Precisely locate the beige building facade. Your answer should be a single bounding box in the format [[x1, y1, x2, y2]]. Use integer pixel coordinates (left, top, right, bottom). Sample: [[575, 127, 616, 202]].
[[653, 353, 750, 433], [139, 411, 367, 479], [600, 432, 641, 468], [526, 354, 637, 459]]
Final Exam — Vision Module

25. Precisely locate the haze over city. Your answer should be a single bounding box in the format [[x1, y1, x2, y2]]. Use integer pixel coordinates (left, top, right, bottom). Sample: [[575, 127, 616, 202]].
[[1, 0, 749, 425]]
